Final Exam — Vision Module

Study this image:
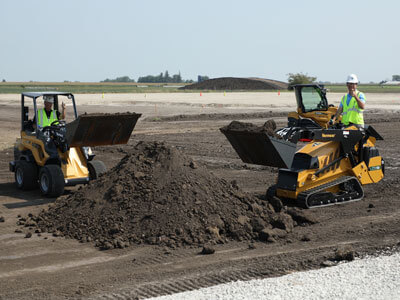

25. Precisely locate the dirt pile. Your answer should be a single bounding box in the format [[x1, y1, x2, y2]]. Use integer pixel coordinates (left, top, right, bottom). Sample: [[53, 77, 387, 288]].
[[33, 142, 313, 250], [221, 120, 282, 139], [181, 77, 288, 90]]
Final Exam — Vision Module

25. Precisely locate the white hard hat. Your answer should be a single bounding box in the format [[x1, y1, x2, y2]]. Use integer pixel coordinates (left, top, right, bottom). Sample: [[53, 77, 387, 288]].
[[346, 74, 359, 84], [43, 95, 54, 103]]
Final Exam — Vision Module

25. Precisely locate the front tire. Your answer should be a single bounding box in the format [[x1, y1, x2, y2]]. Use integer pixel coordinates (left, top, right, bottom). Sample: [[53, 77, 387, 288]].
[[39, 165, 65, 197], [15, 160, 38, 190], [88, 160, 107, 180]]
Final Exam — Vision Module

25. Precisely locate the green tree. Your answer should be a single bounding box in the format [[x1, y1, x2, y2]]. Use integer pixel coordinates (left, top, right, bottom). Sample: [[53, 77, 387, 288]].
[[172, 73, 182, 83], [392, 75, 400, 81], [287, 72, 317, 89], [164, 70, 170, 82], [138, 71, 186, 83], [101, 76, 135, 83]]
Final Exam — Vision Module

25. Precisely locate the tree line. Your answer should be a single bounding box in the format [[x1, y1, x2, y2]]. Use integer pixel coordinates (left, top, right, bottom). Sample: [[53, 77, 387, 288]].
[[101, 71, 196, 83]]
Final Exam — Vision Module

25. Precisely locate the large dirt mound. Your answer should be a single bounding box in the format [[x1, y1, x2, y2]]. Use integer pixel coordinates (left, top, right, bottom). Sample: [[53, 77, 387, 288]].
[[34, 142, 313, 250], [181, 77, 288, 90]]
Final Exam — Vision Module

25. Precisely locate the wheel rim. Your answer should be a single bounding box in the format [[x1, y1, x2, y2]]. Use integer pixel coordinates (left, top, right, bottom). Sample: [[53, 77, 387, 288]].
[[16, 167, 23, 186], [40, 172, 49, 193]]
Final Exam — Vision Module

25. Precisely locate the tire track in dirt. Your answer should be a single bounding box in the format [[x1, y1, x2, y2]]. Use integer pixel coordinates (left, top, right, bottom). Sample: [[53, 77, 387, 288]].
[[91, 237, 400, 299]]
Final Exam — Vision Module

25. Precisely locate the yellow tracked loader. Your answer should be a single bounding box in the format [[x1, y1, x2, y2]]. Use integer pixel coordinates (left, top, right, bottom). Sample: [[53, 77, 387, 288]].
[[221, 123, 384, 208]]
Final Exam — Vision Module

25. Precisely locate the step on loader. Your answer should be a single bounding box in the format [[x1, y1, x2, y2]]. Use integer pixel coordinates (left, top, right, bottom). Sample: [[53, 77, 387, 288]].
[[221, 123, 384, 208], [9, 92, 141, 197]]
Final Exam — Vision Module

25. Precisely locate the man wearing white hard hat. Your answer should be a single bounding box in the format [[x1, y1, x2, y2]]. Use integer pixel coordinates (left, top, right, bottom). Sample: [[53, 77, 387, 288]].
[[33, 95, 66, 129], [332, 74, 365, 128]]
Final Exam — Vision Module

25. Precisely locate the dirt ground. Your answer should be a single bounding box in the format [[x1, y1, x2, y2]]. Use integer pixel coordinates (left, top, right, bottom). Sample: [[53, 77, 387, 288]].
[[0, 92, 400, 299]]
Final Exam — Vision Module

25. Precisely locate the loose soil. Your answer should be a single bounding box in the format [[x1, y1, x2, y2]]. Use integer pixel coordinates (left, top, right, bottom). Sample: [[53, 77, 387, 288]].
[[1, 96, 399, 299], [33, 141, 316, 250], [220, 119, 282, 139]]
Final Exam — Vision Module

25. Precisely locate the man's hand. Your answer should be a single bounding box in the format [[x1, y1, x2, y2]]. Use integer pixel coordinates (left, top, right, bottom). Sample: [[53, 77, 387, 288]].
[[349, 89, 358, 98], [60, 102, 66, 120]]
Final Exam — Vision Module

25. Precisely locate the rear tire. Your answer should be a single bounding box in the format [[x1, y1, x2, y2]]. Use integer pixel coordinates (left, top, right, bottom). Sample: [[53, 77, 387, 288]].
[[88, 160, 107, 180], [39, 165, 65, 197], [14, 147, 21, 161], [266, 185, 277, 200], [15, 160, 38, 190]]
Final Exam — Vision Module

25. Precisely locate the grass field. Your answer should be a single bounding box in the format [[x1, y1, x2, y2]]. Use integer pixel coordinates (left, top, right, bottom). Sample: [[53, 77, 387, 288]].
[[1, 82, 399, 94], [0, 82, 187, 94], [325, 84, 400, 93]]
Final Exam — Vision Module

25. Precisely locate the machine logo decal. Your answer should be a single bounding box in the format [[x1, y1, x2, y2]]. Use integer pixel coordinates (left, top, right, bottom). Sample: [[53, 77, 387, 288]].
[[322, 133, 335, 138]]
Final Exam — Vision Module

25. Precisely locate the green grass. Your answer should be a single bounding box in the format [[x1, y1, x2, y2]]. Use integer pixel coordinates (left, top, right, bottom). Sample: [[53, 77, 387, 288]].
[[0, 82, 187, 94], [325, 84, 400, 93], [1, 82, 399, 94]]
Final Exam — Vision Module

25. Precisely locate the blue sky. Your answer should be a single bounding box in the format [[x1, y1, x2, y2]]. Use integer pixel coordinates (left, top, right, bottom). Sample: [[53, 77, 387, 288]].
[[0, 0, 399, 83]]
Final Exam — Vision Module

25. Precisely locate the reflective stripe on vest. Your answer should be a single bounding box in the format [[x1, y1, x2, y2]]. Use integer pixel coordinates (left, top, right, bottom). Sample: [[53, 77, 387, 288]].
[[341, 92, 364, 125], [37, 109, 58, 128]]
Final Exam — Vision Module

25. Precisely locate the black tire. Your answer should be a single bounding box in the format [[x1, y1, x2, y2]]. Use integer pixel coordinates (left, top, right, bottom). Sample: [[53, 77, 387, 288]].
[[88, 160, 107, 180], [14, 147, 21, 161], [15, 160, 38, 190], [266, 185, 277, 200], [39, 165, 65, 197]]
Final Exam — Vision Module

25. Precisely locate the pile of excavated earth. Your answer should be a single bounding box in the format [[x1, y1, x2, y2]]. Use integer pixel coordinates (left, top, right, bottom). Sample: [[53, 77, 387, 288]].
[[27, 140, 315, 250], [220, 119, 283, 139], [181, 77, 288, 90]]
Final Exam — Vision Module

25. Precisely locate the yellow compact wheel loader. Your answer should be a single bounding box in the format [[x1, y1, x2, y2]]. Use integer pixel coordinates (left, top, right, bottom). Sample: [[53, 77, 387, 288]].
[[276, 84, 340, 142], [9, 92, 141, 197], [221, 124, 384, 208]]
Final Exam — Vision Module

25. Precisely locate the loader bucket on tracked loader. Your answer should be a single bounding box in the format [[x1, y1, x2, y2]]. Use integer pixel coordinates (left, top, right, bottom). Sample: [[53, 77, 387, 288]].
[[66, 113, 141, 147], [220, 129, 297, 168]]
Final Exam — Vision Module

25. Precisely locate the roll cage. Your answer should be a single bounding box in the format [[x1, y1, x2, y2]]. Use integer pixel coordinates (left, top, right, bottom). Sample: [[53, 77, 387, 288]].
[[21, 92, 78, 136], [293, 84, 329, 113]]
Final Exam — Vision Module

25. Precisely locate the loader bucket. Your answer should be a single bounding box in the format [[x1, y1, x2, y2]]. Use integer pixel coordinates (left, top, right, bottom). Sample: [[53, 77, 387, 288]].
[[66, 113, 141, 147], [220, 128, 297, 168]]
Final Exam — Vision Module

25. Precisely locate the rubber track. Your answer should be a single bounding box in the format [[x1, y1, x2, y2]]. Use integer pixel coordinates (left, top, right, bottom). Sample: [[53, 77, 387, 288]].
[[297, 176, 364, 208]]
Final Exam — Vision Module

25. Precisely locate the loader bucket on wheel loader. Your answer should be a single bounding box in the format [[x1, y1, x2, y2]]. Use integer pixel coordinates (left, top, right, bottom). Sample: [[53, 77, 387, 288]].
[[220, 128, 297, 168], [66, 112, 141, 147]]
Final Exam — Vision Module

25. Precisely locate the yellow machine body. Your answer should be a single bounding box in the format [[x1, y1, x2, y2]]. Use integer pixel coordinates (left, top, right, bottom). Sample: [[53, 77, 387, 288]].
[[292, 105, 340, 128], [10, 92, 141, 197], [272, 125, 384, 207], [276, 133, 384, 200], [16, 131, 90, 183], [287, 84, 341, 130]]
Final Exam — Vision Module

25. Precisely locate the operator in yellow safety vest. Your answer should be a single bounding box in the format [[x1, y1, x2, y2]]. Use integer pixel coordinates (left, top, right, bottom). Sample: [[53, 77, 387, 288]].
[[33, 95, 66, 129], [332, 74, 365, 128]]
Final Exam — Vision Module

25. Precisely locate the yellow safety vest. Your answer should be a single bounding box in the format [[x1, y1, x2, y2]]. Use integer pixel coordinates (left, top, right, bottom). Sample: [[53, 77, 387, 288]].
[[341, 92, 364, 125], [37, 109, 58, 128]]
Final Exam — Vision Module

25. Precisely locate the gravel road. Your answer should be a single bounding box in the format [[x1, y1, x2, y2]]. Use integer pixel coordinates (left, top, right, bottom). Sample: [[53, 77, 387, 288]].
[[151, 251, 400, 300]]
